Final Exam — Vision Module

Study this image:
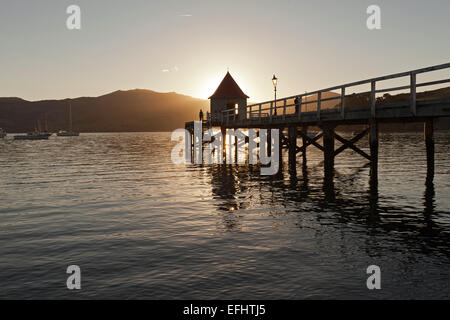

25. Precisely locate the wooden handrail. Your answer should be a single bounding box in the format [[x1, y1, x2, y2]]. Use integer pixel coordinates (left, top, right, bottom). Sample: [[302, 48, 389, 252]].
[[245, 62, 450, 109], [219, 63, 450, 123]]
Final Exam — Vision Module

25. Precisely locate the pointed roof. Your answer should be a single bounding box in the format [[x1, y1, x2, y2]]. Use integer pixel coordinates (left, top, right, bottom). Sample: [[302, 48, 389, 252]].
[[209, 72, 249, 99]]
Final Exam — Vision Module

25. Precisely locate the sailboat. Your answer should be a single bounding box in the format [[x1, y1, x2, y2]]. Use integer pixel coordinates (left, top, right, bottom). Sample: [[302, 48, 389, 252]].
[[42, 113, 53, 137], [57, 101, 79, 136], [14, 121, 50, 140], [14, 132, 50, 140]]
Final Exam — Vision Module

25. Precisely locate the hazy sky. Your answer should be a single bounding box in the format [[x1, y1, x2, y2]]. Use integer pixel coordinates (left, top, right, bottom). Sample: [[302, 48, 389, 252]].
[[1, 0, 449, 102]]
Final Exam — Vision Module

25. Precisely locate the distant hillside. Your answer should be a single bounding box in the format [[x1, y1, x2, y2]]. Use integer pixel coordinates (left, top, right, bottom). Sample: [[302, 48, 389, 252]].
[[0, 90, 208, 133], [1, 87, 450, 133]]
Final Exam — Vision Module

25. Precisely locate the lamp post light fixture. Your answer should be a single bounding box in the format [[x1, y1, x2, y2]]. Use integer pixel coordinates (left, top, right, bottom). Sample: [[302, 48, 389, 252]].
[[272, 74, 278, 115]]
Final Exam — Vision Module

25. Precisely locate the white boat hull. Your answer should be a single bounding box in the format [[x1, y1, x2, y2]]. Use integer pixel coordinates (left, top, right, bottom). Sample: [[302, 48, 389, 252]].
[[57, 132, 79, 136]]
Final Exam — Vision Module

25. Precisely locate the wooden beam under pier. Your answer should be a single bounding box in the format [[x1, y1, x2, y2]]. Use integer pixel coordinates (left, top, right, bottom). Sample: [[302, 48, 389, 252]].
[[333, 128, 369, 157], [334, 129, 371, 161], [296, 131, 324, 153]]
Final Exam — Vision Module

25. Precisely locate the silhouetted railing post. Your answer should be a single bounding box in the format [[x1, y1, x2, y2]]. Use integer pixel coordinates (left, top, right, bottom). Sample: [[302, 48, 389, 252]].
[[270, 102, 273, 123], [371, 81, 376, 118], [297, 95, 302, 120], [340, 87, 345, 118], [317, 91, 322, 120], [411, 73, 417, 116]]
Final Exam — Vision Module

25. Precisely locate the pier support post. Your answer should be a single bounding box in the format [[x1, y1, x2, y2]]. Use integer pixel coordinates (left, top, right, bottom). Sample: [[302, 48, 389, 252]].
[[425, 119, 434, 185], [185, 128, 192, 163], [278, 127, 283, 175], [301, 126, 308, 170], [267, 129, 272, 157], [369, 121, 379, 187], [234, 128, 238, 163], [322, 124, 335, 184], [221, 126, 226, 162], [191, 128, 195, 163], [288, 126, 297, 168]]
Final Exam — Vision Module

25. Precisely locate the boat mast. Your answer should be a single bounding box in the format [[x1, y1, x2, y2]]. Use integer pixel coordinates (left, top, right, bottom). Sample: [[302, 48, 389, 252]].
[[69, 101, 73, 132]]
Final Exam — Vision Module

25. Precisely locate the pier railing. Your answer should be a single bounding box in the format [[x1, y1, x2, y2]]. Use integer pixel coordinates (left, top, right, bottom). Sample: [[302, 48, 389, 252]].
[[220, 62, 450, 124]]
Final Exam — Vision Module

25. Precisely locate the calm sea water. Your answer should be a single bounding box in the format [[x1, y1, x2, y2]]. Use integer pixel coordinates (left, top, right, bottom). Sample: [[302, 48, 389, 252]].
[[0, 132, 449, 299]]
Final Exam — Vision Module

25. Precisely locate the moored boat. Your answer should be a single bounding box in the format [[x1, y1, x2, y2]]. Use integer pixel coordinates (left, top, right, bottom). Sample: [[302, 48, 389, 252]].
[[57, 101, 79, 137], [57, 130, 79, 137], [14, 131, 49, 140], [42, 114, 53, 137]]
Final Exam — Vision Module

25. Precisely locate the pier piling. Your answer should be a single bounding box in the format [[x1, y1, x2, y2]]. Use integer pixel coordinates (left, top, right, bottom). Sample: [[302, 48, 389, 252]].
[[301, 126, 308, 169], [288, 126, 297, 167], [322, 124, 335, 183], [221, 126, 226, 161], [425, 119, 434, 184], [369, 121, 379, 187]]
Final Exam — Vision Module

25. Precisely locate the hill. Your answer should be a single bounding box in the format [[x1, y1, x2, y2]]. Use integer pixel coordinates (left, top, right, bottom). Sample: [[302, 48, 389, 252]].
[[0, 90, 208, 133], [0, 87, 449, 133]]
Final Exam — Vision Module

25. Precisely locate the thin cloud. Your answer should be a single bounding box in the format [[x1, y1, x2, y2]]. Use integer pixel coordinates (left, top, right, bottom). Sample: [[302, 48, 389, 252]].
[[162, 66, 179, 73], [179, 14, 192, 17]]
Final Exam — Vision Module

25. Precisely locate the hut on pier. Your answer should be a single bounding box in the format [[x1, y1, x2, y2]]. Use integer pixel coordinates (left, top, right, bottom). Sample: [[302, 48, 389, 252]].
[[209, 72, 249, 122]]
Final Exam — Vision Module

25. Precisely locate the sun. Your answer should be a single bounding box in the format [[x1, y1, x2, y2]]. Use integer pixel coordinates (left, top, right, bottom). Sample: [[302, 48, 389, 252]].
[[197, 76, 223, 99]]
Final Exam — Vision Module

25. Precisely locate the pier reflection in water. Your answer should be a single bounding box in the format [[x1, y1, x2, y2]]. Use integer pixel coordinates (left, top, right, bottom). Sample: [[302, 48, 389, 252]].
[[201, 130, 450, 264], [205, 160, 446, 254], [1, 132, 449, 299]]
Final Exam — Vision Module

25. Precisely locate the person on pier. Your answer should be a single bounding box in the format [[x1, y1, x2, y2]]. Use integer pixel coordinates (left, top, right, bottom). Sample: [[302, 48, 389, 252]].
[[294, 97, 300, 114], [199, 109, 204, 121]]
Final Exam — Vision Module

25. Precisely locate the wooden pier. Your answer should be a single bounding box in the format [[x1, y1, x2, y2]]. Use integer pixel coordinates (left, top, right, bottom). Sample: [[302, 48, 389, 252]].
[[186, 63, 450, 185]]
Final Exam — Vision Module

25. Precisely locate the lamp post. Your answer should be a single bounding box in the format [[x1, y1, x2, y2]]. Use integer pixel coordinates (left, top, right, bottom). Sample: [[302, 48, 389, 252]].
[[272, 74, 278, 116]]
